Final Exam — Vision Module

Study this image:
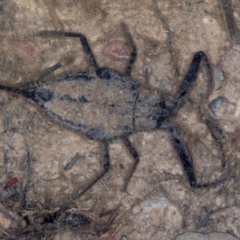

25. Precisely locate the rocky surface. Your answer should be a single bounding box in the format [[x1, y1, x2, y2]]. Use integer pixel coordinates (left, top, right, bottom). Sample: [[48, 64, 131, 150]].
[[0, 0, 240, 239]]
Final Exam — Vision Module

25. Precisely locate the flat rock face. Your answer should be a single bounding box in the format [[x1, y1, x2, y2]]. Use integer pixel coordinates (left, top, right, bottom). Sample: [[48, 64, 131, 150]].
[[176, 232, 239, 240], [0, 0, 240, 239]]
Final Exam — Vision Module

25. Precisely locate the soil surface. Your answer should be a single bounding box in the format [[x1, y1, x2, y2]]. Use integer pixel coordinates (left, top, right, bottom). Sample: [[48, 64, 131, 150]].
[[0, 0, 240, 239]]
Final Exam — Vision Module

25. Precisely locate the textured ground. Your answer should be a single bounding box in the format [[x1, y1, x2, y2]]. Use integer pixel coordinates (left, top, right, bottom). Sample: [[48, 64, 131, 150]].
[[0, 0, 240, 239]]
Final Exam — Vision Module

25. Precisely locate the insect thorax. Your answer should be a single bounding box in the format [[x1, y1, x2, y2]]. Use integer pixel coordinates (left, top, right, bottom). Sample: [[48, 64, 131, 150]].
[[134, 87, 164, 131]]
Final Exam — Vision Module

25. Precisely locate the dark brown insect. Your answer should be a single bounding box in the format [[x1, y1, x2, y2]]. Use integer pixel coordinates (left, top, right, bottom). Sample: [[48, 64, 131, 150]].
[[0, 24, 231, 207]]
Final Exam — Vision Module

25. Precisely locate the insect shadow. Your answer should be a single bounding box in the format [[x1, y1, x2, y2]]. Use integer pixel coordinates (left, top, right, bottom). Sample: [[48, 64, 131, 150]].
[[0, 23, 231, 203]]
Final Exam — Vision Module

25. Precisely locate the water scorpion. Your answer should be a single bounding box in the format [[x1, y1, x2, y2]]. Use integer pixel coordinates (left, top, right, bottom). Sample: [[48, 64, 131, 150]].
[[0, 24, 231, 201]]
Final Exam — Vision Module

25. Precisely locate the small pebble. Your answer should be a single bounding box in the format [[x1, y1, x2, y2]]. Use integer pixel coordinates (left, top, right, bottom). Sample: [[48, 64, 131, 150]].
[[208, 96, 235, 118], [212, 66, 224, 90], [12, 40, 37, 61], [103, 40, 132, 61], [0, 210, 26, 229], [219, 45, 240, 85], [4, 177, 18, 189], [0, 212, 12, 229], [209, 96, 229, 116]]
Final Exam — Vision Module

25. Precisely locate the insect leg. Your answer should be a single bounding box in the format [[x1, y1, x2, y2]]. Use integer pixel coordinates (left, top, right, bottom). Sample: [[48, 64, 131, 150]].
[[18, 63, 62, 89], [167, 122, 197, 187], [204, 119, 226, 168], [0, 63, 62, 95], [163, 120, 231, 188], [153, 0, 179, 79], [176, 51, 213, 108], [72, 140, 110, 200], [121, 23, 137, 77], [20, 150, 31, 209], [38, 31, 99, 69], [122, 137, 139, 191]]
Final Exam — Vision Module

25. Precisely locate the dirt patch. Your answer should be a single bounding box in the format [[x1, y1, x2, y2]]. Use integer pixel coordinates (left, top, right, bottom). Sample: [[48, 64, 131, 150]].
[[0, 0, 240, 239]]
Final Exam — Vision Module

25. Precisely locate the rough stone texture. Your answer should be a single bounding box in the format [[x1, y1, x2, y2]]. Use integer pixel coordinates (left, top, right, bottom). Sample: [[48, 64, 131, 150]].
[[0, 0, 240, 239], [176, 232, 239, 240]]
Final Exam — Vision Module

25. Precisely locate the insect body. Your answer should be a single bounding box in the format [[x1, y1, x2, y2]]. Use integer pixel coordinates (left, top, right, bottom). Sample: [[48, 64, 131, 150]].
[[0, 24, 229, 202]]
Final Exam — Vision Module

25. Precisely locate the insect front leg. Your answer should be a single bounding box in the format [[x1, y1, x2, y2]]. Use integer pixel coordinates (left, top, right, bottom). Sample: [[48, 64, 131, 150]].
[[163, 120, 231, 188], [38, 23, 138, 78], [0, 63, 62, 93], [121, 23, 137, 77], [19, 63, 62, 89], [176, 51, 213, 109]]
